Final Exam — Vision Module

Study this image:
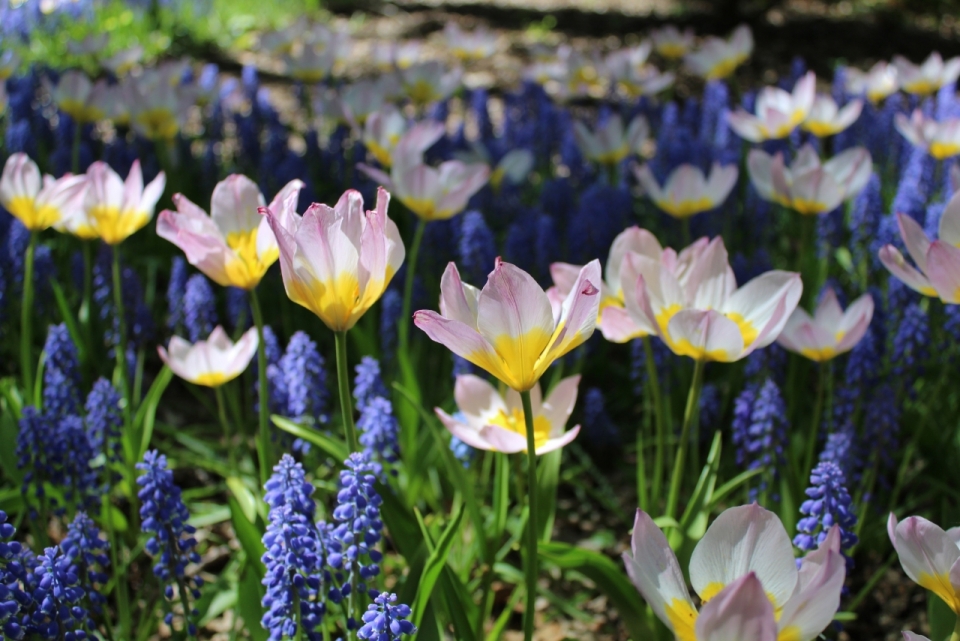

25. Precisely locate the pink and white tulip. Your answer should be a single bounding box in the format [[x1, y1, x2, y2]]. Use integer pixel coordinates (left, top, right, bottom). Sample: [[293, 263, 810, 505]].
[[624, 504, 846, 641], [747, 144, 872, 215], [727, 71, 816, 142], [777, 288, 874, 362], [651, 25, 695, 59], [159, 326, 259, 387], [893, 52, 960, 96], [624, 236, 802, 362], [357, 132, 490, 221], [444, 23, 499, 61], [400, 61, 461, 106], [845, 61, 899, 103], [263, 187, 404, 332], [684, 25, 753, 80], [573, 114, 649, 166], [802, 95, 863, 137], [157, 175, 303, 289], [895, 109, 960, 160], [65, 160, 165, 244], [888, 513, 960, 614], [436, 374, 581, 455], [50, 70, 108, 123], [414, 259, 601, 391], [0, 154, 87, 232], [879, 190, 960, 303], [634, 162, 738, 219]]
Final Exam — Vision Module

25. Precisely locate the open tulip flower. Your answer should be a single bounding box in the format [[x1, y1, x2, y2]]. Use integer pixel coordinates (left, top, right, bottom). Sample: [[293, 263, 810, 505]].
[[845, 61, 899, 103], [727, 71, 816, 142], [362, 105, 418, 167], [624, 236, 802, 362], [157, 175, 303, 289], [777, 288, 874, 362], [895, 109, 960, 160], [747, 145, 872, 215], [888, 513, 960, 613], [415, 258, 601, 392], [802, 94, 863, 137], [651, 25, 695, 59], [50, 70, 108, 124], [436, 374, 581, 455], [893, 52, 960, 96], [65, 160, 165, 245], [634, 163, 738, 219], [573, 114, 649, 166], [263, 187, 404, 332], [444, 23, 499, 61], [358, 141, 490, 222], [0, 153, 87, 232], [159, 326, 259, 387], [684, 24, 753, 80], [879, 190, 960, 303], [624, 504, 846, 641], [400, 61, 461, 106]]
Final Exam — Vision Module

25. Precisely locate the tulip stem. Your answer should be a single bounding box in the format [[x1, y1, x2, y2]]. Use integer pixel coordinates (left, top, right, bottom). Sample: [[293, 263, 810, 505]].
[[398, 219, 426, 354], [802, 361, 826, 481], [520, 389, 539, 641], [215, 385, 237, 474], [666, 359, 706, 520], [643, 337, 666, 509], [21, 231, 36, 403], [111, 248, 132, 428], [249, 288, 272, 486], [335, 330, 359, 453]]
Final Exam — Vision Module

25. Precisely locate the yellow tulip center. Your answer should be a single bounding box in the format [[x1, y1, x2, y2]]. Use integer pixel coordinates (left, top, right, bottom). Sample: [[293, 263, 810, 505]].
[[223, 228, 276, 290], [918, 572, 960, 614], [658, 196, 715, 219], [136, 108, 179, 140], [791, 198, 832, 215], [89, 205, 149, 245], [406, 80, 440, 106], [804, 121, 842, 137], [657, 43, 687, 59], [705, 57, 742, 80], [930, 141, 960, 160], [6, 195, 62, 231], [193, 371, 230, 387], [665, 599, 698, 641], [487, 407, 552, 451]]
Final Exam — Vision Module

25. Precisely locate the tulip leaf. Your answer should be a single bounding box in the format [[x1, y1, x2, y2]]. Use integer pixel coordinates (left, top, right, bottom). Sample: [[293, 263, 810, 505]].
[[929, 592, 955, 641], [134, 365, 174, 460], [271, 415, 348, 462], [539, 541, 653, 641], [228, 495, 266, 580], [226, 476, 258, 523], [410, 502, 465, 629], [678, 431, 723, 538], [236, 559, 268, 641], [707, 468, 762, 508], [536, 448, 562, 542], [0, 407, 22, 485]]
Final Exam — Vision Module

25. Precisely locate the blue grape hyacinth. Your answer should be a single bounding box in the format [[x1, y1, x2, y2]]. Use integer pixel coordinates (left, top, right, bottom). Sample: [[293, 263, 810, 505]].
[[357, 397, 401, 474], [136, 450, 202, 636], [60, 513, 109, 629], [183, 274, 218, 343], [357, 593, 417, 641], [354, 357, 388, 413], [794, 461, 859, 566], [41, 323, 81, 418]]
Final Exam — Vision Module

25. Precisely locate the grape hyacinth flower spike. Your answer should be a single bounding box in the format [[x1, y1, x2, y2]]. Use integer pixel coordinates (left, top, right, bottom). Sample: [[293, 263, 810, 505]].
[[727, 71, 816, 142], [357, 593, 417, 640], [624, 504, 846, 641], [777, 287, 875, 362], [64, 160, 166, 245], [879, 188, 960, 303], [634, 163, 739, 220], [887, 512, 960, 614], [157, 174, 304, 290], [436, 374, 582, 455], [795, 462, 858, 562]]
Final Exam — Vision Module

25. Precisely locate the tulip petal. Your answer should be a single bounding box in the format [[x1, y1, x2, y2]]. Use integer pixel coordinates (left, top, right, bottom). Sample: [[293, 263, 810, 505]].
[[414, 310, 509, 385], [439, 262, 481, 325], [689, 504, 798, 609], [893, 516, 960, 612], [878, 245, 935, 296], [777, 546, 845, 641], [925, 241, 960, 303], [666, 309, 744, 362], [695, 574, 777, 641], [540, 375, 580, 436]]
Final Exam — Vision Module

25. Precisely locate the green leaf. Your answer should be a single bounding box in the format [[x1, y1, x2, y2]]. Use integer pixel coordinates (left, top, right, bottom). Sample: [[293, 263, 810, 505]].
[[707, 468, 762, 508], [237, 560, 268, 641], [134, 366, 174, 460], [677, 431, 722, 539], [539, 541, 653, 641], [228, 496, 266, 580], [491, 452, 510, 546], [199, 585, 238, 626], [0, 406, 22, 485], [410, 503, 465, 628], [395, 348, 422, 463], [50, 280, 89, 365], [536, 448, 561, 542], [101, 502, 129, 533], [227, 476, 258, 523], [929, 591, 955, 641], [485, 585, 522, 641], [378, 483, 423, 560], [272, 415, 348, 462]]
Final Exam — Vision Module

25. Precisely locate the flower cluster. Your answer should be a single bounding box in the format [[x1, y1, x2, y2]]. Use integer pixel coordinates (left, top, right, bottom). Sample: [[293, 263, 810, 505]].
[[795, 462, 859, 565], [731, 378, 788, 500], [357, 593, 417, 641], [136, 450, 203, 636]]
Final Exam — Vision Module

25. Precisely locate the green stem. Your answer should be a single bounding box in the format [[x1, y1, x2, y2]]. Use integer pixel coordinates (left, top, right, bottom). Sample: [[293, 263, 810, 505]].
[[111, 248, 131, 427], [398, 220, 426, 354], [665, 359, 706, 519], [802, 362, 826, 480], [21, 232, 36, 402], [335, 330, 359, 453], [294, 591, 304, 641], [215, 385, 237, 474], [643, 337, 666, 508], [950, 612, 960, 641], [249, 288, 272, 486], [81, 241, 93, 334], [520, 390, 539, 641], [71, 118, 82, 175]]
